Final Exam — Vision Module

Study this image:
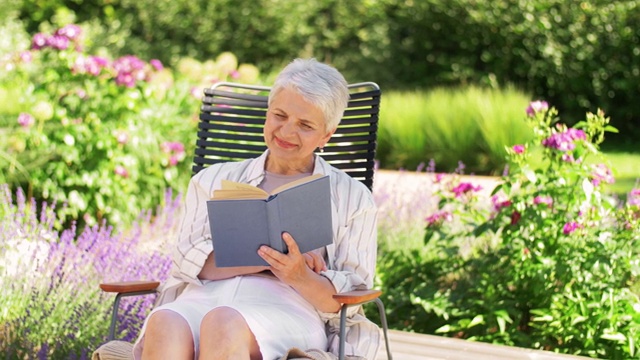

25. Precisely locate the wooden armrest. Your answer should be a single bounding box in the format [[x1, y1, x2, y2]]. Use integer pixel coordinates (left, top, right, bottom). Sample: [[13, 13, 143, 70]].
[[333, 289, 382, 305], [99, 280, 160, 293]]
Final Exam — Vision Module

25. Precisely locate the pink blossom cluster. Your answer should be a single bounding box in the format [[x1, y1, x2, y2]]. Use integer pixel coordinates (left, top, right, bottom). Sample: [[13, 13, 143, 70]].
[[491, 194, 511, 212], [161, 141, 186, 166], [526, 100, 549, 117], [31, 24, 82, 51], [425, 210, 452, 227], [73, 55, 110, 76], [541, 128, 587, 152], [452, 182, 482, 197], [533, 195, 553, 207], [17, 112, 35, 128], [590, 164, 615, 186], [628, 189, 640, 207], [112, 55, 150, 88], [562, 221, 581, 235]]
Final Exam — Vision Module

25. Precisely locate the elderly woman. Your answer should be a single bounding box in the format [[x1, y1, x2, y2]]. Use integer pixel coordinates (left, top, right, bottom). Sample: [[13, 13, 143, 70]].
[[133, 58, 380, 360]]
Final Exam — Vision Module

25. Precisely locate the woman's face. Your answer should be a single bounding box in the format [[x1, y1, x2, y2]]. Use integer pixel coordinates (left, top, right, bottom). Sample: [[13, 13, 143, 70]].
[[264, 87, 334, 168]]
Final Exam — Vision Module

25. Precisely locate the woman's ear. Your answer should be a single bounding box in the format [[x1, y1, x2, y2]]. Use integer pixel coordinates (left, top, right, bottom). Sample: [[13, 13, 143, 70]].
[[320, 128, 337, 148]]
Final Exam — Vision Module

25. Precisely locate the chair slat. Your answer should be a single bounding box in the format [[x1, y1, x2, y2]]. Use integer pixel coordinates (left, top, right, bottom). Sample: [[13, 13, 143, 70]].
[[193, 82, 380, 191]]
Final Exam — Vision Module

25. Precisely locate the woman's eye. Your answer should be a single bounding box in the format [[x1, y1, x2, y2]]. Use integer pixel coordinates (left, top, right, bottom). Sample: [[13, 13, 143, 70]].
[[301, 123, 314, 130]]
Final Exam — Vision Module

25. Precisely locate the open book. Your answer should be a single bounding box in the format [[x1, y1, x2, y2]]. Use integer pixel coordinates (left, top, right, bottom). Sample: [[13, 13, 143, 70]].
[[206, 174, 333, 267]]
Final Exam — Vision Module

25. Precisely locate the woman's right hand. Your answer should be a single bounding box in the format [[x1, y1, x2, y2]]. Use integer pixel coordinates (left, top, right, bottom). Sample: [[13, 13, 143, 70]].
[[303, 249, 327, 273]]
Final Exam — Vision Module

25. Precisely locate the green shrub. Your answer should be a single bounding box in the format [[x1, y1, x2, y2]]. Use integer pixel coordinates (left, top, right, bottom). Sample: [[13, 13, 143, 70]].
[[377, 86, 533, 174], [372, 102, 640, 358], [0, 24, 261, 228]]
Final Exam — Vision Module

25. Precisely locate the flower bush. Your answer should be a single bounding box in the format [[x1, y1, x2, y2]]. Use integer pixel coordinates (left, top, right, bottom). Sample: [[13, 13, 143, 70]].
[[372, 102, 640, 358], [0, 184, 177, 358], [0, 24, 262, 229]]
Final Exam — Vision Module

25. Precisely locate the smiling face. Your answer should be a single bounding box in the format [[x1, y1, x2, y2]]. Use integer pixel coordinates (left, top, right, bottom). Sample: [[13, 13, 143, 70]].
[[263, 87, 335, 174]]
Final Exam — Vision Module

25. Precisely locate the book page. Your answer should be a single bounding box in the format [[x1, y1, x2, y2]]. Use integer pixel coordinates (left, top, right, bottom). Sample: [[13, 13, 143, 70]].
[[211, 180, 269, 200]]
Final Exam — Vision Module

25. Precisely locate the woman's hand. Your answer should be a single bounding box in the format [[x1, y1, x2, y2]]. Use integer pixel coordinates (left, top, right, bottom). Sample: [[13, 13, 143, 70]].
[[258, 232, 325, 286]]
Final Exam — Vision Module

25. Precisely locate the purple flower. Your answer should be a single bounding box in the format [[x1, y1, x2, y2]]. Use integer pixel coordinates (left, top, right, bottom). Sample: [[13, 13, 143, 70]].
[[512, 144, 525, 154], [452, 182, 482, 197], [526, 100, 549, 117], [150, 59, 164, 71], [55, 24, 82, 40], [31, 33, 49, 50], [563, 221, 581, 235], [18, 112, 35, 128]]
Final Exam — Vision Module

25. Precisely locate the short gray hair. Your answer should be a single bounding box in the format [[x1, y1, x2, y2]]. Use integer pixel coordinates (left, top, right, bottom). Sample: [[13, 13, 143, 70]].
[[269, 58, 349, 131]]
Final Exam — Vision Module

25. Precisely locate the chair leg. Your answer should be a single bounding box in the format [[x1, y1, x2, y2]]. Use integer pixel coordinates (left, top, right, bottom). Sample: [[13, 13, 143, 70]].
[[374, 298, 393, 360], [338, 303, 348, 360], [337, 300, 392, 360], [106, 290, 158, 341]]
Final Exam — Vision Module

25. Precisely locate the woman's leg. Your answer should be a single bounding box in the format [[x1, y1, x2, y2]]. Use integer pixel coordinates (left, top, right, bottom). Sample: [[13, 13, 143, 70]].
[[141, 309, 194, 359], [198, 306, 262, 360]]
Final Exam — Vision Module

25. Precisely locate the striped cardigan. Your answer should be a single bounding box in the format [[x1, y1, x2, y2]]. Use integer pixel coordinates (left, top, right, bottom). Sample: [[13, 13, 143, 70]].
[[153, 150, 381, 359]]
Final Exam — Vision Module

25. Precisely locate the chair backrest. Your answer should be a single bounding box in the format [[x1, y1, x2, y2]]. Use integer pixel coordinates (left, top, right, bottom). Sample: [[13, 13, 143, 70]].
[[193, 82, 381, 191]]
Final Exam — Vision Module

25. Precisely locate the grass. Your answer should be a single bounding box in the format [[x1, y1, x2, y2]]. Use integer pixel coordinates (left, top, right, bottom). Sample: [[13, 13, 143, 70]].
[[378, 86, 534, 175]]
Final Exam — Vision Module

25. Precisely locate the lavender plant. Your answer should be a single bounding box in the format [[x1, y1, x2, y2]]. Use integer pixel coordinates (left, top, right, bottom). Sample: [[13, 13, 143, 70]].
[[374, 102, 640, 358], [0, 185, 178, 358]]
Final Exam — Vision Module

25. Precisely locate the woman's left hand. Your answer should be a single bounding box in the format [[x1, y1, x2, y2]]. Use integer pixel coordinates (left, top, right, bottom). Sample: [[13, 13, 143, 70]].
[[258, 232, 322, 286]]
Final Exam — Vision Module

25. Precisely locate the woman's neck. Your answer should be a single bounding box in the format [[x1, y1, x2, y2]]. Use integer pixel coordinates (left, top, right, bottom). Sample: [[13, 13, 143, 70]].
[[265, 154, 315, 175]]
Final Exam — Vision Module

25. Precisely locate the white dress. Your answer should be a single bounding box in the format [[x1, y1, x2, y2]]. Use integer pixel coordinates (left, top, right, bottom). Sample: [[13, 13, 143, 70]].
[[134, 274, 326, 360]]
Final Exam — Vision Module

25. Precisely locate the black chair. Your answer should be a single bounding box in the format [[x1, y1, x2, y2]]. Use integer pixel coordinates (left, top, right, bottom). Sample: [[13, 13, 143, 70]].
[[98, 81, 392, 360]]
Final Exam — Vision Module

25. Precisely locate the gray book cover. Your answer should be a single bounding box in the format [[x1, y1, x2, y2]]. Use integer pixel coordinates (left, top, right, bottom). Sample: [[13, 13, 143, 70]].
[[207, 175, 333, 267]]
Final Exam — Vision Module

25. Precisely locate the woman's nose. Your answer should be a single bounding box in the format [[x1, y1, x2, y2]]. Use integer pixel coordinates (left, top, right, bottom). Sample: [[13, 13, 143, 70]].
[[280, 119, 295, 136]]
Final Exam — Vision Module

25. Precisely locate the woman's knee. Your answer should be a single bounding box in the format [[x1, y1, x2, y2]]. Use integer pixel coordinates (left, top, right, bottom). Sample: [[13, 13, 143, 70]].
[[199, 307, 261, 358], [146, 310, 193, 343]]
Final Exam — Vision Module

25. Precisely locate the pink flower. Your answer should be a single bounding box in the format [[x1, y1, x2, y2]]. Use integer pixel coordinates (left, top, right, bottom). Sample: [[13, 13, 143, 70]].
[[17, 113, 35, 128], [19, 51, 32, 63], [491, 195, 511, 212], [425, 210, 452, 227], [55, 24, 82, 40], [562, 221, 581, 235], [115, 131, 129, 145], [230, 70, 241, 79], [627, 189, 640, 207], [114, 165, 129, 178], [526, 100, 549, 117], [542, 128, 586, 152], [46, 35, 70, 50], [150, 59, 164, 71], [533, 195, 553, 207], [452, 182, 482, 197], [161, 141, 186, 167], [512, 144, 525, 154], [31, 33, 49, 50], [590, 164, 615, 186], [434, 173, 446, 183]]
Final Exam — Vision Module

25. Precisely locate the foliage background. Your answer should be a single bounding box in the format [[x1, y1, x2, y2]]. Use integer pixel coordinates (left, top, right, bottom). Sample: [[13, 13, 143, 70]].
[[6, 0, 640, 143]]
